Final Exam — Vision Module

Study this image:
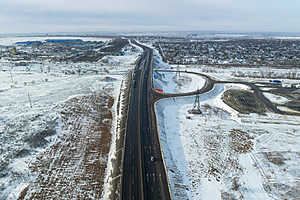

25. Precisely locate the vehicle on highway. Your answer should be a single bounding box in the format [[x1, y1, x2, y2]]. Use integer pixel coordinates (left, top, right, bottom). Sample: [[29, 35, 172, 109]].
[[151, 156, 155, 162]]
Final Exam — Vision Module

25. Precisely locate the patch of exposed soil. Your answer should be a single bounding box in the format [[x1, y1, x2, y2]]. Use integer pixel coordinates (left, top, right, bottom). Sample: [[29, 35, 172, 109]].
[[222, 89, 267, 114], [263, 152, 287, 166], [19, 93, 114, 199], [229, 129, 254, 153]]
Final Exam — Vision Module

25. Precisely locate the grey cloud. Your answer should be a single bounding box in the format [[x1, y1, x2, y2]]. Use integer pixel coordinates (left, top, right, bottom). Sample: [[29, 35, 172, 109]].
[[0, 0, 299, 33]]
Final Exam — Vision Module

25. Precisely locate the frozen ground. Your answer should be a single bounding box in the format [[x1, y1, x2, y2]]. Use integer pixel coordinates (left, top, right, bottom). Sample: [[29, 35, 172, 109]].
[[155, 58, 300, 200], [153, 71, 205, 94], [263, 92, 289, 104], [148, 44, 300, 199], [0, 38, 141, 199], [174, 64, 300, 84], [0, 36, 111, 46], [151, 48, 205, 94], [156, 82, 300, 199]]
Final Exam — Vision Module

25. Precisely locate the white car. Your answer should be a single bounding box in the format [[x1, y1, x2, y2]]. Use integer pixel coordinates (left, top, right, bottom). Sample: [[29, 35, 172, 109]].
[[150, 156, 155, 162]]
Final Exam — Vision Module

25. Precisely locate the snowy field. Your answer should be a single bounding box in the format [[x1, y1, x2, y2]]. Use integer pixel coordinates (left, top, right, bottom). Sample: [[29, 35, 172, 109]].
[[171, 64, 300, 84], [152, 49, 300, 199], [263, 92, 289, 104], [273, 37, 300, 40], [0, 39, 141, 198], [156, 83, 300, 200], [153, 71, 205, 94], [151, 46, 206, 94], [0, 36, 111, 46]]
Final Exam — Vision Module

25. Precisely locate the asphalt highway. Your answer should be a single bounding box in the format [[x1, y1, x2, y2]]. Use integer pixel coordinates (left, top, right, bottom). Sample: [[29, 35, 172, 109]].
[[121, 41, 172, 200]]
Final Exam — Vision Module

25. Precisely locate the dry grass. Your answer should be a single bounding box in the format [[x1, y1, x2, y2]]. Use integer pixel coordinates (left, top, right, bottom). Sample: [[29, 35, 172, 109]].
[[221, 192, 236, 200], [222, 89, 267, 114], [19, 93, 114, 200], [229, 129, 254, 153], [263, 152, 287, 166], [202, 131, 242, 182]]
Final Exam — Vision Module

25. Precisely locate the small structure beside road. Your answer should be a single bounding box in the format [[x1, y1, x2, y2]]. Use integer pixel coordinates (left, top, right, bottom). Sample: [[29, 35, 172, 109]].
[[188, 94, 202, 114]]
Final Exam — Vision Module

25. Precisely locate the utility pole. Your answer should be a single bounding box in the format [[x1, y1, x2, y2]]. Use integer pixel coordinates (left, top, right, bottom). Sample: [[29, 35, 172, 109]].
[[193, 94, 201, 111], [176, 64, 180, 77], [40, 63, 44, 73], [188, 93, 202, 114]]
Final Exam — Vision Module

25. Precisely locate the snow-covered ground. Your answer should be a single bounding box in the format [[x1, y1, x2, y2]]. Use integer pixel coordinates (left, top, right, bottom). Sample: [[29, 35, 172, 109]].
[[0, 72, 113, 199], [171, 64, 300, 84], [277, 106, 300, 114], [156, 83, 300, 199], [273, 36, 300, 40], [152, 48, 206, 94], [153, 71, 206, 94], [263, 92, 290, 104], [0, 36, 111, 46], [0, 38, 141, 198], [153, 54, 300, 199]]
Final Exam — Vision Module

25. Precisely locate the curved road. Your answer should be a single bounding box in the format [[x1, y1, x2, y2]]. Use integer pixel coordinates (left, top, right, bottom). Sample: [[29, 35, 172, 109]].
[[153, 69, 286, 115]]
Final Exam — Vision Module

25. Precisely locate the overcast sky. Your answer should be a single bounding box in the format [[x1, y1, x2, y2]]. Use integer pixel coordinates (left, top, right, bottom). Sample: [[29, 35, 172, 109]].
[[0, 0, 299, 34]]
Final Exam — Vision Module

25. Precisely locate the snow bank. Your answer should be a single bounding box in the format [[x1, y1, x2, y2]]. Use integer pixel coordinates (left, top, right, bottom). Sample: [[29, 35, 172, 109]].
[[153, 72, 206, 94], [263, 92, 289, 104]]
